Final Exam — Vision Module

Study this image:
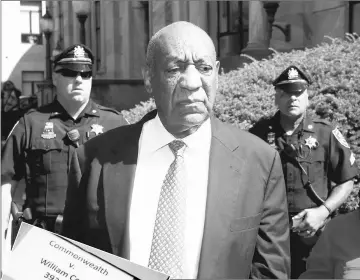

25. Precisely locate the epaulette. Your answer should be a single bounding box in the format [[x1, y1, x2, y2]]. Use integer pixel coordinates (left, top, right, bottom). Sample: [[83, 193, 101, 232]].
[[96, 104, 121, 115], [249, 116, 273, 132], [259, 116, 273, 123], [255, 115, 275, 127], [24, 108, 37, 115], [313, 119, 332, 126], [26, 102, 56, 115]]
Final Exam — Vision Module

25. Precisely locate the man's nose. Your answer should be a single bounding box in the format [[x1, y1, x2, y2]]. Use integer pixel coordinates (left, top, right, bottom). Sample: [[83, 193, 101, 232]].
[[75, 73, 83, 82], [179, 65, 202, 91]]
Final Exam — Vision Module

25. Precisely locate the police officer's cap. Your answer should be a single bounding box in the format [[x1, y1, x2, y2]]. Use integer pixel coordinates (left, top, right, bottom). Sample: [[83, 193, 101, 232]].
[[273, 65, 311, 94], [53, 44, 94, 72]]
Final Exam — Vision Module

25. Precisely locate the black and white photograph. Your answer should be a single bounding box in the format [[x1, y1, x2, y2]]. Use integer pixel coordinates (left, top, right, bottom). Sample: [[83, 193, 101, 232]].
[[1, 1, 360, 279]]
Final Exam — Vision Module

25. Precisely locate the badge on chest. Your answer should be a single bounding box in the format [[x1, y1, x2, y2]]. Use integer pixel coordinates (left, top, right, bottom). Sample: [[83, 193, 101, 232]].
[[86, 124, 104, 139], [267, 132, 276, 149], [297, 135, 319, 159]]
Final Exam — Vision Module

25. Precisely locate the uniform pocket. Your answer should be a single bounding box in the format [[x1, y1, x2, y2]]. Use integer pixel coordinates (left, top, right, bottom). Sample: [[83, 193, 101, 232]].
[[298, 148, 325, 176], [298, 148, 327, 199], [28, 138, 64, 174]]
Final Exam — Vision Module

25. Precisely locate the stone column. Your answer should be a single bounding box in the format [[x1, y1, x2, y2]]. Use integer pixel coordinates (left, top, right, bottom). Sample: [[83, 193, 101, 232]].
[[150, 1, 172, 35], [171, 1, 188, 22], [242, 0, 272, 59], [188, 1, 207, 31], [129, 1, 148, 78]]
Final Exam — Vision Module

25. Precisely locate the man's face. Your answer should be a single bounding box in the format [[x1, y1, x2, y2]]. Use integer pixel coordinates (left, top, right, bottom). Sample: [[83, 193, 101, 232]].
[[53, 69, 92, 105], [145, 28, 220, 134], [275, 88, 309, 118], [3, 82, 14, 92]]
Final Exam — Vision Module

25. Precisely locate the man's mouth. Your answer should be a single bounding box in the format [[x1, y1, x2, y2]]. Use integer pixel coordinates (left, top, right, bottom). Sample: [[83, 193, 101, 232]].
[[178, 100, 202, 105]]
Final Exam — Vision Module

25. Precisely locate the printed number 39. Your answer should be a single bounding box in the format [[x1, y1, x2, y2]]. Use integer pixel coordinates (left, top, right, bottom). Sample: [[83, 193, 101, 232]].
[[44, 272, 59, 280]]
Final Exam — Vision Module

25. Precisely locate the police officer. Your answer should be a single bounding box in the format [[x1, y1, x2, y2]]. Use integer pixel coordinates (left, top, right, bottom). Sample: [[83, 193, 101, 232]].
[[1, 44, 128, 235], [249, 65, 359, 278]]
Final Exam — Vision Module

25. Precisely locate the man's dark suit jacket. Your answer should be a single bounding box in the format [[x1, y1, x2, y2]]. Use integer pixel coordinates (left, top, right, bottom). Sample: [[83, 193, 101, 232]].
[[62, 110, 291, 279]]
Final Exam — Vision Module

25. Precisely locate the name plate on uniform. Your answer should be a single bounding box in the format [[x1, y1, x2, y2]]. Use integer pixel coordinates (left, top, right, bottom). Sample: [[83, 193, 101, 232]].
[[3, 223, 169, 280]]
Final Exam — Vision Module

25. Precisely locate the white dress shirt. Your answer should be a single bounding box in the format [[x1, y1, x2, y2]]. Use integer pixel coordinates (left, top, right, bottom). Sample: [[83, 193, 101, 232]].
[[129, 114, 211, 278]]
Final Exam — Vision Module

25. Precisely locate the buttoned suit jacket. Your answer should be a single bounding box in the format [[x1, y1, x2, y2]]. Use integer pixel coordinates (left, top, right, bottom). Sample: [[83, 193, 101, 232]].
[[62, 110, 291, 279]]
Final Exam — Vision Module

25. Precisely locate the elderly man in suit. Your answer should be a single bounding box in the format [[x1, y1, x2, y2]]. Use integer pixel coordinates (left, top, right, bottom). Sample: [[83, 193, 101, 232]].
[[62, 21, 290, 279]]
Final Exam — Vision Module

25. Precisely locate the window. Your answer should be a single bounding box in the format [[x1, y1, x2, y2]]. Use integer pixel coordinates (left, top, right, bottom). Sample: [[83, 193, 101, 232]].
[[20, 1, 42, 44], [349, 1, 360, 35], [217, 1, 249, 57], [95, 1, 102, 71], [22, 71, 44, 96]]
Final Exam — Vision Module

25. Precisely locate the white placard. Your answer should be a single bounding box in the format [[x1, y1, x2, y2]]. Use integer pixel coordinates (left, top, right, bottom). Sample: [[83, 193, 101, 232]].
[[3, 223, 134, 280]]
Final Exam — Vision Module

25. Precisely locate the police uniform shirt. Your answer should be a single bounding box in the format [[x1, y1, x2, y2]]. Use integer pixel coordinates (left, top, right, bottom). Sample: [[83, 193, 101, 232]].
[[1, 99, 128, 216], [249, 111, 359, 213]]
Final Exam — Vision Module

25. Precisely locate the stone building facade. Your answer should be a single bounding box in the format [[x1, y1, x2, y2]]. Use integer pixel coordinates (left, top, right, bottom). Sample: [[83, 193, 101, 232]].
[[3, 1, 360, 111]]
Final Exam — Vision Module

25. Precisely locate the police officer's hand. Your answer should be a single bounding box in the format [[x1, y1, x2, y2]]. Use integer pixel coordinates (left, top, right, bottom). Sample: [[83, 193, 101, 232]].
[[292, 206, 330, 238]]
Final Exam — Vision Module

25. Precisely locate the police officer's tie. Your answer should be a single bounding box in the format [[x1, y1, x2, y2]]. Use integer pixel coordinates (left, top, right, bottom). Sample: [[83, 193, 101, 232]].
[[148, 140, 187, 279]]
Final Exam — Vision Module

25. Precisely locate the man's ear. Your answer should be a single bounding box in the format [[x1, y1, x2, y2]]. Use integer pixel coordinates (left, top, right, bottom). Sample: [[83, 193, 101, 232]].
[[305, 89, 310, 107], [52, 72, 57, 87], [142, 66, 152, 94]]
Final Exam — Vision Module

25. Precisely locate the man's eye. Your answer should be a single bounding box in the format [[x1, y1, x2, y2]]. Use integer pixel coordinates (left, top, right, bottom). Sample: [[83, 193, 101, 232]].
[[197, 65, 213, 75], [167, 68, 180, 74]]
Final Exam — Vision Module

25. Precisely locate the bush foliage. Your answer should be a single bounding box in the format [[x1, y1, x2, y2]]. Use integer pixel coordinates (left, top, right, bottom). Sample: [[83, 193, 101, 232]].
[[121, 34, 360, 212]]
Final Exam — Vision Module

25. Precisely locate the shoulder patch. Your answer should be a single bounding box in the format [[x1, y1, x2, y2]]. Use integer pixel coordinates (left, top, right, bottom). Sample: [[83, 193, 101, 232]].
[[350, 153, 356, 166], [332, 127, 350, 148], [96, 104, 120, 115]]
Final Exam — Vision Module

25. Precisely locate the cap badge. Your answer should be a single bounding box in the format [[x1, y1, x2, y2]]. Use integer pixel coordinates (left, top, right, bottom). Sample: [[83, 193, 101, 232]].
[[304, 135, 319, 149], [90, 124, 104, 136], [74, 46, 86, 58], [288, 68, 299, 80], [41, 122, 56, 139]]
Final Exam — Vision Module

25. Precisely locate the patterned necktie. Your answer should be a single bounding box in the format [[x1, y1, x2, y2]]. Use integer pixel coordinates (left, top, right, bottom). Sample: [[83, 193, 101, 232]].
[[148, 140, 187, 279]]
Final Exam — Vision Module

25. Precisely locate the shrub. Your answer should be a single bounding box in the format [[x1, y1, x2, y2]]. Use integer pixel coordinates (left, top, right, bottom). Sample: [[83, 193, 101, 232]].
[[121, 34, 360, 212], [121, 98, 156, 124]]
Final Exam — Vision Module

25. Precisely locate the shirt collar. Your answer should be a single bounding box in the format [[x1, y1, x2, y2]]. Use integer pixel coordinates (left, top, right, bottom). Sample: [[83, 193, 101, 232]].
[[49, 99, 67, 118], [302, 114, 315, 133], [141, 114, 212, 154], [271, 110, 314, 135], [292, 112, 315, 135], [49, 99, 99, 119]]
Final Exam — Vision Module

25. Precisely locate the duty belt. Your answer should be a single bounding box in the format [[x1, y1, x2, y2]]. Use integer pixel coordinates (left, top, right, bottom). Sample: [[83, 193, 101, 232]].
[[11, 202, 63, 234]]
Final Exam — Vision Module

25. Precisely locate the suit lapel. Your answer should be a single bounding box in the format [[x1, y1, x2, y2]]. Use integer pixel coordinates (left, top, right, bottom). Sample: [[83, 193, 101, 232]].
[[102, 150, 137, 257], [197, 118, 245, 278], [102, 111, 158, 257]]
